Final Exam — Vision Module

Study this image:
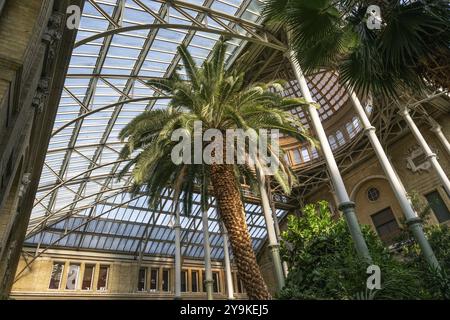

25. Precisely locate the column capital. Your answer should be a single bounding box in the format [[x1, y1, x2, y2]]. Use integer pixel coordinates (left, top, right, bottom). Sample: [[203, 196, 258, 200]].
[[426, 153, 437, 160], [268, 244, 280, 251], [430, 124, 442, 133], [173, 222, 181, 229], [363, 126, 376, 135], [283, 50, 294, 59], [398, 106, 411, 117], [338, 201, 356, 211], [405, 217, 423, 227]]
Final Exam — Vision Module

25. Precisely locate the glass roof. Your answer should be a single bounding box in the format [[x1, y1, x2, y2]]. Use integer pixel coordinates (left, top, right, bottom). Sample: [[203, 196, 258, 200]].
[[26, 0, 290, 261]]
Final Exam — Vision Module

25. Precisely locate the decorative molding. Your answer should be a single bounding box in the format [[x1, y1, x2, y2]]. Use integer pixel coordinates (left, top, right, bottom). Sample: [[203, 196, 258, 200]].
[[406, 145, 432, 173], [31, 78, 50, 113]]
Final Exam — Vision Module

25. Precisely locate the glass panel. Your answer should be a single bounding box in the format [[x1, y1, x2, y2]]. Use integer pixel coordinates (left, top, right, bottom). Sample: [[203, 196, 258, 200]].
[[426, 190, 450, 223], [371, 208, 401, 243], [150, 269, 159, 292], [236, 274, 244, 293], [162, 269, 170, 292], [202, 271, 206, 292], [82, 264, 95, 290], [97, 265, 109, 291], [137, 267, 147, 291], [49, 262, 64, 289], [181, 270, 187, 292], [292, 149, 302, 165], [66, 264, 80, 290], [301, 147, 310, 162], [191, 270, 199, 292], [213, 272, 220, 293]]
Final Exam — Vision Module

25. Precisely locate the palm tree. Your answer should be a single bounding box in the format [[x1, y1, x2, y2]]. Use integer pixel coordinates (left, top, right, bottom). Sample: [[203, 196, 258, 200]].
[[118, 39, 312, 299], [264, 0, 450, 97]]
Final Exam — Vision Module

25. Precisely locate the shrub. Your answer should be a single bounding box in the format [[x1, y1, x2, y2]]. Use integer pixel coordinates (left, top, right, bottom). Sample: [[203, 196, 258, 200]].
[[278, 200, 449, 300]]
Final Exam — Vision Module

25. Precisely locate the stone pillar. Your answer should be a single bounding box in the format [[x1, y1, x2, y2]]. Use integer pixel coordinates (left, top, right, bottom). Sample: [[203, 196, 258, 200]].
[[221, 224, 234, 300], [202, 209, 213, 300], [173, 214, 182, 299], [288, 51, 371, 262], [256, 165, 285, 291], [349, 91, 440, 269], [400, 107, 450, 196], [430, 124, 450, 156]]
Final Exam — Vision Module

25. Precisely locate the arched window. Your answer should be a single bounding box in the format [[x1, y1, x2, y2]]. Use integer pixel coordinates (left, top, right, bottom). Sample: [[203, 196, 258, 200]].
[[311, 146, 319, 159], [328, 135, 338, 150], [352, 116, 361, 133], [292, 149, 302, 165], [301, 147, 310, 162], [335, 130, 345, 146]]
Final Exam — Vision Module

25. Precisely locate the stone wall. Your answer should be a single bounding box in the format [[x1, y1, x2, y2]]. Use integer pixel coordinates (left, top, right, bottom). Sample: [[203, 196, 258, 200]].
[[11, 248, 247, 300]]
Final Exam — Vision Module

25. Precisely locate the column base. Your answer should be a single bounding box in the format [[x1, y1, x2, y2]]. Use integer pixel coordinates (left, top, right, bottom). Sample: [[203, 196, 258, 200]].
[[338, 201, 372, 263], [338, 201, 355, 211], [405, 217, 422, 227]]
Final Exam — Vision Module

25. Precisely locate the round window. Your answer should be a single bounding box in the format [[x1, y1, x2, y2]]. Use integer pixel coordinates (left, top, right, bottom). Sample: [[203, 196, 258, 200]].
[[367, 187, 380, 201]]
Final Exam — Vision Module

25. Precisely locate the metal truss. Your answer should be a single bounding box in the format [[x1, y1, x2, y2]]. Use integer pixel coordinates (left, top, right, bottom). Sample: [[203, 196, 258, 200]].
[[25, 0, 296, 275], [27, 0, 449, 273]]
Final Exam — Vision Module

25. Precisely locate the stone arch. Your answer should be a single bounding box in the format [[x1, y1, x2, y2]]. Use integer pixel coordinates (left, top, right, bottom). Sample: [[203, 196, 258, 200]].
[[350, 175, 388, 201]]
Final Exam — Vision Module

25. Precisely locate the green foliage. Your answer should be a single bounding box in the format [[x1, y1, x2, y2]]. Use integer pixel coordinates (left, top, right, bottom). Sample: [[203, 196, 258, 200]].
[[401, 224, 450, 299], [263, 0, 450, 97], [279, 200, 450, 300], [119, 38, 313, 213]]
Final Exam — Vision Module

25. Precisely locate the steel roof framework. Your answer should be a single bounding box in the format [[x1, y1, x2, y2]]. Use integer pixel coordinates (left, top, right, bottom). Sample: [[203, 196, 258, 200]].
[[22, 1, 450, 282], [26, 0, 294, 267]]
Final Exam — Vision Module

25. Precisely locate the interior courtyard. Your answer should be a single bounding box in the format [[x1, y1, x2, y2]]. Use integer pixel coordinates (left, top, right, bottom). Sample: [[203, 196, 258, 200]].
[[0, 0, 449, 301]]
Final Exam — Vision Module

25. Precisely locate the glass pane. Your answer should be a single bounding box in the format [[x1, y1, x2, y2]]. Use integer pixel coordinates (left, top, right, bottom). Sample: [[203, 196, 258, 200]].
[[292, 149, 302, 165], [82, 264, 95, 290], [97, 265, 109, 290], [371, 208, 401, 243], [66, 264, 80, 290], [191, 271, 199, 292], [138, 267, 146, 291], [181, 270, 187, 292], [49, 262, 64, 289], [426, 191, 450, 223], [213, 272, 220, 293], [162, 269, 170, 292], [150, 269, 159, 291]]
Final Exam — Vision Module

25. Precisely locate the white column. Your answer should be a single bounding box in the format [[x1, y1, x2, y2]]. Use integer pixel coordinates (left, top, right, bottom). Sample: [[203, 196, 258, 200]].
[[202, 208, 213, 300], [267, 183, 289, 277], [349, 91, 440, 269], [221, 224, 234, 300], [256, 164, 285, 290], [400, 107, 450, 196], [174, 213, 182, 299], [431, 124, 450, 156], [288, 52, 371, 262]]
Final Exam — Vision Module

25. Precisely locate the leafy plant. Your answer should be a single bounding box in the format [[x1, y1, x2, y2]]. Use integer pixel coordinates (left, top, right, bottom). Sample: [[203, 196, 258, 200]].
[[264, 0, 450, 98], [279, 200, 450, 300]]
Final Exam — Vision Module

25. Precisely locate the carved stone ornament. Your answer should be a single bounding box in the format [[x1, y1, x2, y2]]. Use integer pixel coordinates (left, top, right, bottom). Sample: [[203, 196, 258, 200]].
[[406, 145, 431, 173]]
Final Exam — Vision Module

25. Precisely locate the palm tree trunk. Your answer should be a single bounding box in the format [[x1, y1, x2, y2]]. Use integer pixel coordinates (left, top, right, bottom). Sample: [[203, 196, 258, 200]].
[[210, 163, 271, 300]]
